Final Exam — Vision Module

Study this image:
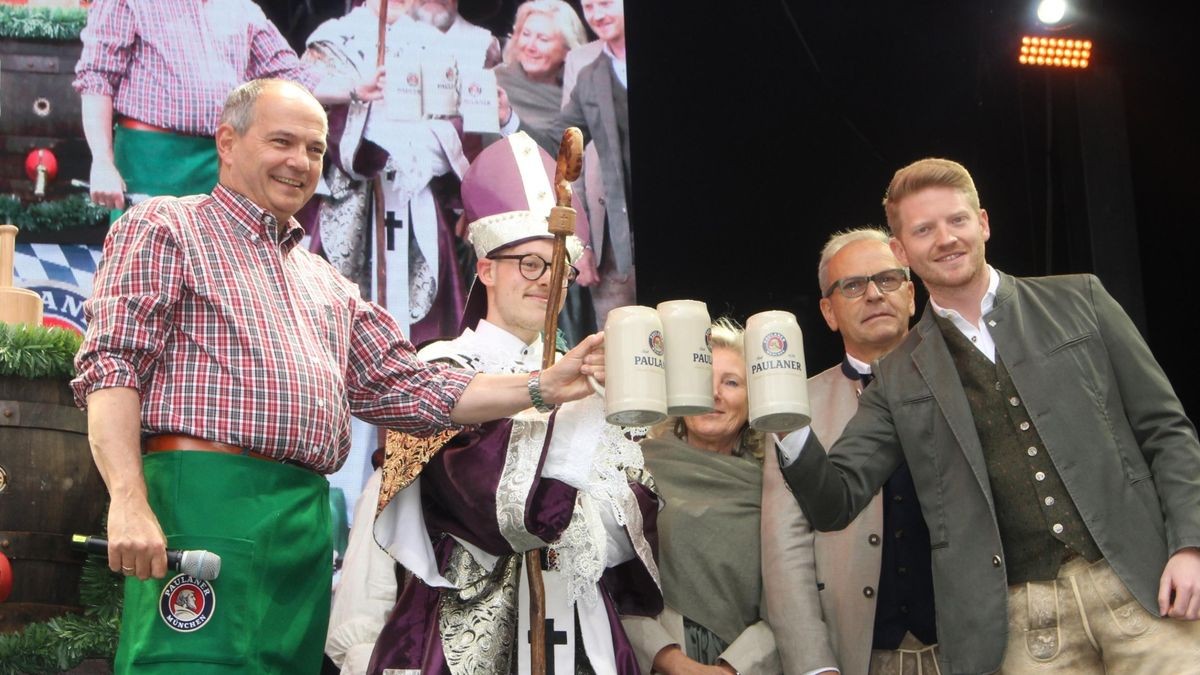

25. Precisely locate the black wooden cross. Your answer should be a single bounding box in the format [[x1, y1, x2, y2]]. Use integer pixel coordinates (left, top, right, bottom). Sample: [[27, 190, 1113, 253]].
[[528, 617, 569, 672], [384, 210, 404, 251]]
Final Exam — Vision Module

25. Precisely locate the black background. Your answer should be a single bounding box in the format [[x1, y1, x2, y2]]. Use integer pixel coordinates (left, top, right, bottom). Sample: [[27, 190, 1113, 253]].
[[265, 0, 1199, 415], [622, 0, 1200, 415]]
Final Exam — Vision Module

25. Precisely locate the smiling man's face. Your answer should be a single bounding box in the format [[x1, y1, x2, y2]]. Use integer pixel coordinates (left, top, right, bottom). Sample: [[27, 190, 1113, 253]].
[[478, 238, 565, 344], [216, 82, 327, 225]]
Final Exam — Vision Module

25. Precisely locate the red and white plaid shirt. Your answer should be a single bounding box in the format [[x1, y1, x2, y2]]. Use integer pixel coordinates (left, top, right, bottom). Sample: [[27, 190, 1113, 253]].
[[73, 0, 316, 136], [72, 185, 475, 473]]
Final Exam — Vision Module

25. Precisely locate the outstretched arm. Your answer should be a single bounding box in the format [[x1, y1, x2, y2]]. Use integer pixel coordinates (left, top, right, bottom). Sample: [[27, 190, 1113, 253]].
[[449, 333, 604, 424]]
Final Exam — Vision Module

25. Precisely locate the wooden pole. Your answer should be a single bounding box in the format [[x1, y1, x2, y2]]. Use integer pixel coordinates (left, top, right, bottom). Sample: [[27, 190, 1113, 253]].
[[372, 2, 391, 450], [526, 127, 584, 675]]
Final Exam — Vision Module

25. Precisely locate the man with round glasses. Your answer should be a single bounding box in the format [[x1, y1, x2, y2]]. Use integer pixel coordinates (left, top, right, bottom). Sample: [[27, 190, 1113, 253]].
[[326, 132, 661, 674], [487, 251, 581, 286]]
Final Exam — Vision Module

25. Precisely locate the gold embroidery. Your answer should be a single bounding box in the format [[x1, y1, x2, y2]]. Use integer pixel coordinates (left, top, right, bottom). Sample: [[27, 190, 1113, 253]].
[[377, 428, 460, 516]]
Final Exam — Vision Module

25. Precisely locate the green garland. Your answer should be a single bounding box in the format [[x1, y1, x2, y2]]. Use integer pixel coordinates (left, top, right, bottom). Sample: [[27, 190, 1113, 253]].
[[0, 323, 83, 381], [0, 5, 88, 41], [0, 195, 109, 234], [0, 556, 122, 675]]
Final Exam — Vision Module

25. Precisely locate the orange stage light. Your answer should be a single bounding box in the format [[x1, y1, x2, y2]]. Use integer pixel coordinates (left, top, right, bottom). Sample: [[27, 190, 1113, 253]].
[[1019, 35, 1093, 69]]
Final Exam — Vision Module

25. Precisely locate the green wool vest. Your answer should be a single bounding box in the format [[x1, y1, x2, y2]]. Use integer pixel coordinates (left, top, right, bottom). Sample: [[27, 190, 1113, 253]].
[[935, 315, 1101, 584]]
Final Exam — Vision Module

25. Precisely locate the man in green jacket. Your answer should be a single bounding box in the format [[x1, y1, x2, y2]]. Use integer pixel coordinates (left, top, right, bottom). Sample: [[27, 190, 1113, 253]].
[[777, 158, 1200, 674]]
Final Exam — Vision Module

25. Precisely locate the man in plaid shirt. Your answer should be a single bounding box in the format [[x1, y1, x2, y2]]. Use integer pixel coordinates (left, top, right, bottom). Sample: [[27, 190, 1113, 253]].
[[73, 0, 316, 216], [71, 78, 605, 674]]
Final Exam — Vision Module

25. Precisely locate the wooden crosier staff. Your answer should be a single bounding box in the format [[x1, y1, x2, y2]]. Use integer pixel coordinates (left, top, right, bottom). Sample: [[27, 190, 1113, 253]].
[[373, 2, 390, 448], [540, 127, 585, 361], [526, 127, 584, 674]]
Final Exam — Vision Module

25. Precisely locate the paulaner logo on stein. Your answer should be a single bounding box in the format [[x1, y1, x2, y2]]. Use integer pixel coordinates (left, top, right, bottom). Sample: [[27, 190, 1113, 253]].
[[594, 306, 668, 426], [745, 310, 810, 432], [762, 332, 788, 357], [649, 331, 665, 357], [634, 330, 666, 368]]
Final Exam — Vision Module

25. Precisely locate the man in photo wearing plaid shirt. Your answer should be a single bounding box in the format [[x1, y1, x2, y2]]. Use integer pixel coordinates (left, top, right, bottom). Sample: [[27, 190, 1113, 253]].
[[73, 0, 316, 217]]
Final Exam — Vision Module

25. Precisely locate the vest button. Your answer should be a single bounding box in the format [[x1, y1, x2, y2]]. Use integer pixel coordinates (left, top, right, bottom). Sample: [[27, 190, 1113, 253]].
[[863, 586, 875, 598], [1020, 421, 1031, 431], [1027, 446, 1038, 456], [992, 555, 1002, 567], [868, 534, 881, 545], [1035, 471, 1046, 481], [1052, 523, 1065, 534], [1045, 496, 1056, 506]]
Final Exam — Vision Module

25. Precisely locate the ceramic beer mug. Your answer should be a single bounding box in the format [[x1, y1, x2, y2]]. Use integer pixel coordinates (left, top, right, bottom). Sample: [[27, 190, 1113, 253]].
[[744, 310, 811, 432], [656, 300, 714, 416], [590, 305, 669, 426]]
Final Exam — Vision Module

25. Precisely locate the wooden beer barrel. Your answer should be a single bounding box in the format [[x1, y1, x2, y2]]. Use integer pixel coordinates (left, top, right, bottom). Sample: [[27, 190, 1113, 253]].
[[0, 38, 89, 200], [0, 375, 105, 633]]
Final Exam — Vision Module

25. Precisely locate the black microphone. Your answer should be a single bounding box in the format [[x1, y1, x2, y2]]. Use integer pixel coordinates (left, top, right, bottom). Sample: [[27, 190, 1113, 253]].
[[71, 535, 221, 581]]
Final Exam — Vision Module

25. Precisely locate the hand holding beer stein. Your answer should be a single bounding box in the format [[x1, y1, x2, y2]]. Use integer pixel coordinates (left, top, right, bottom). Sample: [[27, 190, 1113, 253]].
[[745, 310, 811, 432], [591, 306, 669, 426]]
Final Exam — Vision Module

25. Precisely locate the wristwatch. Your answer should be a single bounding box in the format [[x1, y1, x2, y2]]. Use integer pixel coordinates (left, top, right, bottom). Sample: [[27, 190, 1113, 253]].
[[527, 370, 556, 413]]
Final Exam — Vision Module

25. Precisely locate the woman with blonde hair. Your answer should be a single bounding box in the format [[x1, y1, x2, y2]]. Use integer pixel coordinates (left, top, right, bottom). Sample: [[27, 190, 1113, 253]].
[[496, 0, 588, 138], [624, 318, 781, 674]]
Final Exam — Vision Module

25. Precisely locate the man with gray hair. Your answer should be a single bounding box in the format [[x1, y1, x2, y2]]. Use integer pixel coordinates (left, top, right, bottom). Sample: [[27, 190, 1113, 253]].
[[764, 228, 937, 674], [72, 78, 605, 674]]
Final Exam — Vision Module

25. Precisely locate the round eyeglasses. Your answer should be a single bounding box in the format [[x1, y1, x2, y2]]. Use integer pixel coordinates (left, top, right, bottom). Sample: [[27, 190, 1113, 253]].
[[487, 253, 580, 285], [824, 268, 909, 299]]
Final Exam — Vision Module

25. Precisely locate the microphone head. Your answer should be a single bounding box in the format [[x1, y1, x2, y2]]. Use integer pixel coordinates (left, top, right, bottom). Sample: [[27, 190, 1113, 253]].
[[179, 550, 221, 581]]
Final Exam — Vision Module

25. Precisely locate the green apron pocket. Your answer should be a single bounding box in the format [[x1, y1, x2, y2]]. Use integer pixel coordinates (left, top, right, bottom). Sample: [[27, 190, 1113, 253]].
[[125, 535, 257, 666]]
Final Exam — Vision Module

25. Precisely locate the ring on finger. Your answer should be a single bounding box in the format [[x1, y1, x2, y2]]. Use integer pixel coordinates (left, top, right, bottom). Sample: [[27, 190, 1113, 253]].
[[121, 565, 135, 573]]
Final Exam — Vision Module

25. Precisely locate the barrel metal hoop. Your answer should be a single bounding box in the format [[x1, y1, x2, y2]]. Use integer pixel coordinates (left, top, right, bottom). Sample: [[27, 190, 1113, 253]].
[[0, 399, 87, 434]]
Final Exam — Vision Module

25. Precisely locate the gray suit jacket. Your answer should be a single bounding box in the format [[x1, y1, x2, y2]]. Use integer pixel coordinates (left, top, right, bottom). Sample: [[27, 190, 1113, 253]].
[[782, 273, 1200, 674], [526, 52, 631, 273], [562, 42, 606, 267], [763, 365, 883, 675]]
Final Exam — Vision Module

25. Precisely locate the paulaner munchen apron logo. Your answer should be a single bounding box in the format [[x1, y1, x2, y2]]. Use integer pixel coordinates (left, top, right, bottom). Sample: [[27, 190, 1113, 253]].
[[159, 574, 216, 632]]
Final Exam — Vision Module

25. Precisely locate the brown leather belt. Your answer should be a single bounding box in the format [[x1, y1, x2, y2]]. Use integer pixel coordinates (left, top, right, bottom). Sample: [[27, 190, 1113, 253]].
[[143, 434, 313, 473], [116, 116, 202, 136]]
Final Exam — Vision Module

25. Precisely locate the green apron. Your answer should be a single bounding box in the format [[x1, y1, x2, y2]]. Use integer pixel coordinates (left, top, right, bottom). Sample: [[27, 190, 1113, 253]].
[[110, 126, 219, 222], [114, 451, 331, 674]]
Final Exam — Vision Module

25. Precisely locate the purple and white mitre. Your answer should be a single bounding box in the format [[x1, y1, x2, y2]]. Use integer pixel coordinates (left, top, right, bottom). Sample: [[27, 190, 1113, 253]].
[[463, 131, 586, 261]]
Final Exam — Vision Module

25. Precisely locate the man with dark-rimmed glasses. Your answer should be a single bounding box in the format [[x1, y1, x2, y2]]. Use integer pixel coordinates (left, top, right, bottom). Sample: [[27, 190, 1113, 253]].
[[765, 227, 940, 675], [326, 132, 660, 674]]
